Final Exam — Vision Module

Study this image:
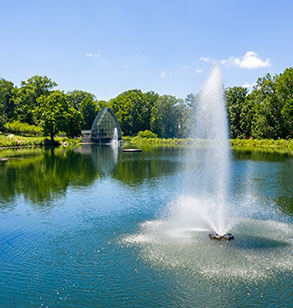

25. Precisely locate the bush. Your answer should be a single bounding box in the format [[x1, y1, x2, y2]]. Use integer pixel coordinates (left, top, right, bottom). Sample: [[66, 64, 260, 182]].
[[5, 121, 42, 136], [137, 130, 158, 139]]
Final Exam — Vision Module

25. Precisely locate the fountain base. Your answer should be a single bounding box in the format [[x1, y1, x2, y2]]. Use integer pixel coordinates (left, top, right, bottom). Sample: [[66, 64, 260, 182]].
[[209, 232, 234, 241]]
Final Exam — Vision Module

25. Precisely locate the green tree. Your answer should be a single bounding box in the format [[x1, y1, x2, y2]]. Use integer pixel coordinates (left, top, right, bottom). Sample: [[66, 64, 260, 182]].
[[150, 95, 184, 138], [225, 87, 248, 138], [34, 91, 82, 142], [14, 75, 57, 124], [108, 89, 148, 135], [275, 67, 293, 137], [67, 90, 96, 110], [95, 100, 108, 114], [80, 97, 98, 129], [0, 99, 6, 130], [143, 91, 159, 131], [251, 74, 286, 139], [0, 78, 15, 124]]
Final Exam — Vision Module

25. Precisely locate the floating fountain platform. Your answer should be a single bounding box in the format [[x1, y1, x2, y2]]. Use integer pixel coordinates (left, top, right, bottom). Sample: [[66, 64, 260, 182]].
[[123, 149, 142, 152], [209, 232, 234, 241]]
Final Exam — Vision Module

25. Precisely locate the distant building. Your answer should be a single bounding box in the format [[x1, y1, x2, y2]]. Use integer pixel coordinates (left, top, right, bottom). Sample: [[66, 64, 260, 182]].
[[81, 130, 91, 141], [91, 107, 122, 143]]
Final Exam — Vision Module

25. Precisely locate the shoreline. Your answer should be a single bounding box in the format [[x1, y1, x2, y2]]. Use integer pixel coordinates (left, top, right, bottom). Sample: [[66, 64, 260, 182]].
[[0, 135, 292, 153]]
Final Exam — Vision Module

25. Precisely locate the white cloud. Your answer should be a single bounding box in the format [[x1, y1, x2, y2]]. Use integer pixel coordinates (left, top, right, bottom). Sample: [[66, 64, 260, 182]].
[[242, 82, 257, 89], [199, 51, 271, 69], [200, 57, 215, 64], [195, 68, 203, 73], [160, 71, 166, 79], [231, 51, 271, 69], [86, 52, 101, 58]]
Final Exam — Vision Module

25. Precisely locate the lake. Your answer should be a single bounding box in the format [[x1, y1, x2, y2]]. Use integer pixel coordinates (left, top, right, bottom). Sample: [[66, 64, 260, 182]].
[[0, 145, 292, 307]]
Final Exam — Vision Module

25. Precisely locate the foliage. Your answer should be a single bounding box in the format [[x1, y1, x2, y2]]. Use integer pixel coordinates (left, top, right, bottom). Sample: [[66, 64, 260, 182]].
[[150, 95, 188, 138], [108, 89, 149, 135], [34, 91, 83, 142], [0, 78, 15, 129], [5, 120, 42, 135], [123, 136, 189, 145], [1, 67, 293, 140], [67, 90, 96, 110], [225, 87, 248, 138], [137, 130, 158, 138], [0, 134, 80, 148], [0, 100, 6, 130], [13, 75, 57, 124], [96, 100, 107, 114], [230, 138, 293, 154], [80, 97, 97, 129]]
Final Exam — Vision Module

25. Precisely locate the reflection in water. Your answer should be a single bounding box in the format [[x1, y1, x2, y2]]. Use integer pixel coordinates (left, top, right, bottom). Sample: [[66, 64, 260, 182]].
[[0, 148, 98, 206], [0, 146, 291, 213], [75, 145, 120, 176], [0, 146, 292, 307], [0, 146, 182, 207], [231, 149, 293, 214]]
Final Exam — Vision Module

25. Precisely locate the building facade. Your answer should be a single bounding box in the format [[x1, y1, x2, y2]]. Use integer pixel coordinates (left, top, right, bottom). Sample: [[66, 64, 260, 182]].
[[91, 107, 122, 143]]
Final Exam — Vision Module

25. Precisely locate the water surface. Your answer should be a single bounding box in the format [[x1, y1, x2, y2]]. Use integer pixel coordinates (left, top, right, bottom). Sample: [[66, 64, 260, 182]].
[[0, 145, 292, 307]]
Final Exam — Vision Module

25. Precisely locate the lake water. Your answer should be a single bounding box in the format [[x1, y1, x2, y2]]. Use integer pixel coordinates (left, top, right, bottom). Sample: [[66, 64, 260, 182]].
[[0, 145, 292, 307]]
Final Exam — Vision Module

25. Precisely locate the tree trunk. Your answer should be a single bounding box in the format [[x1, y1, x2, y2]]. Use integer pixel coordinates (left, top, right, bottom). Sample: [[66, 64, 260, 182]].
[[50, 131, 54, 143], [50, 124, 55, 144]]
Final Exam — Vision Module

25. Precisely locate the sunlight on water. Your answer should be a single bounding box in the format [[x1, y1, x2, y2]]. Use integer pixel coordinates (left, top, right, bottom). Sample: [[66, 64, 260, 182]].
[[123, 213, 293, 281], [123, 67, 293, 282]]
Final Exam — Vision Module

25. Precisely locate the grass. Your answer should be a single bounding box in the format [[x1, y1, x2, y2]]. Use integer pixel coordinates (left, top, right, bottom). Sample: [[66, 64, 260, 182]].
[[0, 134, 81, 148], [123, 136, 293, 152], [230, 139, 293, 149], [123, 136, 190, 146]]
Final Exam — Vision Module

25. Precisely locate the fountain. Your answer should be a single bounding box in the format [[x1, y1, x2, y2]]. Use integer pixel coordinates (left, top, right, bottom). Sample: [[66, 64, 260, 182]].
[[189, 66, 233, 239], [111, 127, 119, 147], [123, 66, 292, 281]]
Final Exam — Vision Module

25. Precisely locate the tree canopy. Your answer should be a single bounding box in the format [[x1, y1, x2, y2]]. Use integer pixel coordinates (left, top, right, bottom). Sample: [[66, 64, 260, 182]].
[[1, 67, 292, 139], [34, 91, 83, 142]]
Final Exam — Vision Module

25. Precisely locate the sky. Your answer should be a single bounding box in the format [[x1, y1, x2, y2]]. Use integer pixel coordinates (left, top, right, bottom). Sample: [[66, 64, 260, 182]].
[[0, 0, 292, 101]]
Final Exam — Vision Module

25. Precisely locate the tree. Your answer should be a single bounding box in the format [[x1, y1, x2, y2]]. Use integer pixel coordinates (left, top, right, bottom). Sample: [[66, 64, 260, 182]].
[[108, 89, 148, 135], [250, 74, 286, 139], [150, 95, 184, 138], [67, 90, 96, 110], [14, 75, 57, 124], [0, 99, 6, 130], [225, 87, 248, 138], [34, 91, 82, 142], [96, 100, 107, 114], [275, 67, 293, 137], [143, 91, 159, 131], [0, 79, 15, 125], [80, 97, 97, 129]]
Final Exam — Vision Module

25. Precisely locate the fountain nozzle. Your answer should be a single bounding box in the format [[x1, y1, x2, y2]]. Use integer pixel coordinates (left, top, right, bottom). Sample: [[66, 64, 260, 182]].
[[209, 232, 234, 241]]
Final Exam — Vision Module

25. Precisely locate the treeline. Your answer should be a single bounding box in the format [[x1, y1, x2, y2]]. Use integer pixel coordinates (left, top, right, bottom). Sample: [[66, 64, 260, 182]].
[[0, 68, 292, 140], [226, 67, 292, 139]]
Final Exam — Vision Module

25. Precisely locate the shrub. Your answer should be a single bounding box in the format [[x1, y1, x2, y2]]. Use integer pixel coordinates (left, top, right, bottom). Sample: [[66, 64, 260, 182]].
[[5, 121, 42, 136], [137, 130, 158, 139]]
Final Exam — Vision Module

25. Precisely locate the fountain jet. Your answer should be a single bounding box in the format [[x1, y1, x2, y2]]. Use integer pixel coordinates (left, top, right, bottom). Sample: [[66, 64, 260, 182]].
[[209, 232, 234, 241]]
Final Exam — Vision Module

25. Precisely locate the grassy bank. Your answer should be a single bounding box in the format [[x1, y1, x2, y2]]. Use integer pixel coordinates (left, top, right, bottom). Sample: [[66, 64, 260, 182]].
[[123, 136, 190, 146], [230, 139, 293, 149], [0, 134, 80, 148], [123, 136, 293, 151]]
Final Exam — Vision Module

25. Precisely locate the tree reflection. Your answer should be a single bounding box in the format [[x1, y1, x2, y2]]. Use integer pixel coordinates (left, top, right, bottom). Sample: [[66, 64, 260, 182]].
[[0, 145, 182, 207], [0, 147, 98, 205]]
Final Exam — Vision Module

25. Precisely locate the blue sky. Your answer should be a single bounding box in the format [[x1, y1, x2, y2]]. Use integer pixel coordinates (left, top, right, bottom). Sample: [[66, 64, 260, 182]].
[[0, 0, 292, 100]]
